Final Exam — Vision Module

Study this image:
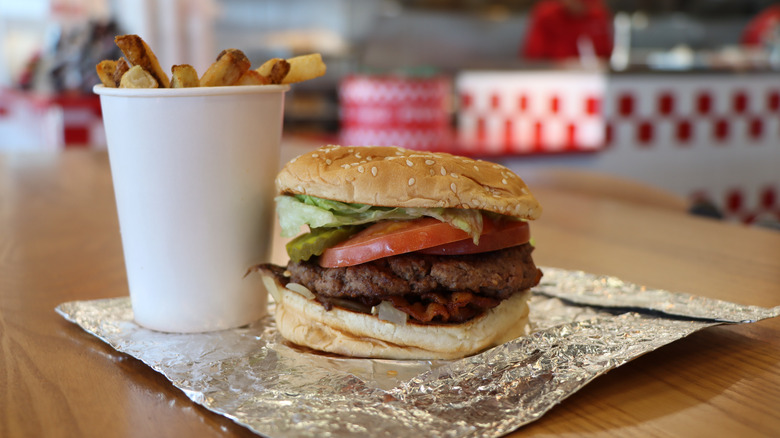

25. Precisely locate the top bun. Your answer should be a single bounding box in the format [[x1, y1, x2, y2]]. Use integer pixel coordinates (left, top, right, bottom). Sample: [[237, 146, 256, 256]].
[[276, 145, 542, 220]]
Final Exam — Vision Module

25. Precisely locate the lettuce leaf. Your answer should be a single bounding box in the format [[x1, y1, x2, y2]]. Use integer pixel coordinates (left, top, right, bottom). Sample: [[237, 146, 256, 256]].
[[276, 194, 485, 243]]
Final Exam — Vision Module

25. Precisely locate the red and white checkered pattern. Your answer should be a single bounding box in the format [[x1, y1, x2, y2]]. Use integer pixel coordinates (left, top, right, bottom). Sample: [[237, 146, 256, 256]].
[[339, 75, 452, 151], [456, 71, 607, 155], [605, 75, 780, 149], [456, 71, 780, 224], [690, 185, 780, 225], [606, 74, 780, 223]]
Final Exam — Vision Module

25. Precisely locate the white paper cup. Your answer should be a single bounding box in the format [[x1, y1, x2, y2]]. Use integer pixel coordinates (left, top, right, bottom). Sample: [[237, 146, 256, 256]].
[[94, 84, 288, 332]]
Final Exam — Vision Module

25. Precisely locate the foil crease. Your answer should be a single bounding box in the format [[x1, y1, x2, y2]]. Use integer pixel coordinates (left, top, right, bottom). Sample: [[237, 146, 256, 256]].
[[55, 267, 780, 438]]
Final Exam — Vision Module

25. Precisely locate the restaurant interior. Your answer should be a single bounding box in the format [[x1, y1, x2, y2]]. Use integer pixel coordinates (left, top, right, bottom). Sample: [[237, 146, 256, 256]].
[[3, 2, 780, 437], [1, 0, 779, 227]]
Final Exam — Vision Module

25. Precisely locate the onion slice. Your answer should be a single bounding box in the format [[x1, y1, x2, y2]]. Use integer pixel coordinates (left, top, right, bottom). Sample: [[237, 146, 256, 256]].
[[285, 282, 315, 300], [373, 301, 408, 326]]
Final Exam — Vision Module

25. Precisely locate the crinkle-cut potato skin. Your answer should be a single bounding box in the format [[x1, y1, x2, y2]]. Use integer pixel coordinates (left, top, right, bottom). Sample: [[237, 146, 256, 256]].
[[276, 145, 542, 220]]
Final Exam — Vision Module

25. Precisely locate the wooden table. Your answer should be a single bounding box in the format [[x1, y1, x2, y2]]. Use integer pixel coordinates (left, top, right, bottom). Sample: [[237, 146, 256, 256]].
[[2, 148, 779, 437]]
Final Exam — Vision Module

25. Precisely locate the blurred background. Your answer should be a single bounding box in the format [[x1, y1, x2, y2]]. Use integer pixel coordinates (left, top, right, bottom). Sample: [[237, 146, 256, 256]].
[[1, 0, 779, 225]]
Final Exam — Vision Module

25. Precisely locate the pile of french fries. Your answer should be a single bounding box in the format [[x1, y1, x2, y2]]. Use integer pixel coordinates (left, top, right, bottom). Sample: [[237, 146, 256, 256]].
[[96, 34, 326, 89]]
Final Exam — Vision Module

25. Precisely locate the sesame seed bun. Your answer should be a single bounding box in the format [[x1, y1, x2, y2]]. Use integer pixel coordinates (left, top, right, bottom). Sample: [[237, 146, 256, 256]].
[[276, 145, 541, 220], [261, 273, 531, 360]]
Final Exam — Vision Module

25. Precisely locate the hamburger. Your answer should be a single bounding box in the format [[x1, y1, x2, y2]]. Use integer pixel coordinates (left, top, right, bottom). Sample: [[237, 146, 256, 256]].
[[251, 145, 542, 359]]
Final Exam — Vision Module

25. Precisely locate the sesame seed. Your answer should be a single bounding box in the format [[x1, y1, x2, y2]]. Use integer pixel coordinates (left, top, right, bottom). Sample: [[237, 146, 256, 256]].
[[358, 166, 364, 173], [312, 153, 319, 158], [371, 167, 378, 176], [440, 167, 446, 176], [429, 169, 435, 176], [355, 152, 362, 158], [521, 188, 528, 194], [325, 159, 332, 165], [451, 173, 459, 178], [473, 165, 479, 171], [342, 164, 350, 169], [425, 159, 435, 165], [502, 178, 508, 184], [450, 182, 457, 193], [408, 178, 415, 186], [406, 159, 414, 167]]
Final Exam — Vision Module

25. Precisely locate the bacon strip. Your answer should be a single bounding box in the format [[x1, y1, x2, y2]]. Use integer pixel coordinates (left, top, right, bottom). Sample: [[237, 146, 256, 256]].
[[250, 263, 509, 324], [388, 291, 501, 324]]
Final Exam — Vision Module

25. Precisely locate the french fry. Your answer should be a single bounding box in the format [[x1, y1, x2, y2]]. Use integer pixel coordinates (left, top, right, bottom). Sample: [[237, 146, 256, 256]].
[[114, 34, 170, 88], [268, 59, 291, 84], [96, 60, 118, 87], [255, 57, 281, 77], [96, 58, 130, 88], [119, 65, 158, 88], [113, 58, 130, 87], [282, 53, 326, 84], [170, 64, 200, 88], [235, 70, 268, 86], [200, 49, 251, 87], [96, 34, 327, 89], [255, 58, 290, 84]]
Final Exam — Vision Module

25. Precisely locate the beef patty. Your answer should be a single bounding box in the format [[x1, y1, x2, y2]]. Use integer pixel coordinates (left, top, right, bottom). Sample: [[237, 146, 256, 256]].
[[256, 244, 541, 324], [289, 243, 540, 300]]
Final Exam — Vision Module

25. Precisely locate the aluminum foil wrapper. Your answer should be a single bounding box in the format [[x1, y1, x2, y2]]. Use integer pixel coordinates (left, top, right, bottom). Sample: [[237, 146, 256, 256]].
[[56, 267, 779, 438]]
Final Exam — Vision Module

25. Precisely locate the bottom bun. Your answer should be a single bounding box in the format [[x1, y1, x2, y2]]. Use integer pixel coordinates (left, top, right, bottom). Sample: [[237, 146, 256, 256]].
[[261, 274, 531, 360]]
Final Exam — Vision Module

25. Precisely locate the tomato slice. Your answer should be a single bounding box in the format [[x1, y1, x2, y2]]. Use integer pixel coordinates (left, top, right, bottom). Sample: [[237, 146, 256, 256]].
[[418, 219, 529, 255], [318, 218, 469, 268], [317, 216, 531, 268]]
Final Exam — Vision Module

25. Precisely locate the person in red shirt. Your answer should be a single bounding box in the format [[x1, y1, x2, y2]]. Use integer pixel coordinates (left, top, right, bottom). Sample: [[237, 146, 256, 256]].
[[520, 0, 614, 61], [741, 5, 780, 47]]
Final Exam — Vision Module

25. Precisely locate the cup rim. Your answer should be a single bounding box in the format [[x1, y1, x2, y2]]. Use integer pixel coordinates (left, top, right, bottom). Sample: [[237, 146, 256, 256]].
[[93, 84, 290, 97]]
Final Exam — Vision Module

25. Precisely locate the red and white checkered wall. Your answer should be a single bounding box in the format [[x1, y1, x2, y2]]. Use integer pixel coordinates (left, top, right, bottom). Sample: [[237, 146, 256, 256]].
[[457, 71, 607, 155], [339, 74, 453, 151], [455, 71, 780, 224]]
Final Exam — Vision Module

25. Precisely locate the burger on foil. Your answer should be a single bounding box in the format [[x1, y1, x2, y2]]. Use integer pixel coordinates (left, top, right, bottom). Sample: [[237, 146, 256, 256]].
[[252, 145, 542, 359]]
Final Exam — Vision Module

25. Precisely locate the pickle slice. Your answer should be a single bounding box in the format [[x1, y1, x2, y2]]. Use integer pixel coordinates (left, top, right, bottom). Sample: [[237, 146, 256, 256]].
[[285, 225, 363, 263]]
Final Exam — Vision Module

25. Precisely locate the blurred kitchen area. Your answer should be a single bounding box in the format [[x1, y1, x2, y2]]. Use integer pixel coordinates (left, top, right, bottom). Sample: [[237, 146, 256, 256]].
[[1, 0, 779, 225]]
